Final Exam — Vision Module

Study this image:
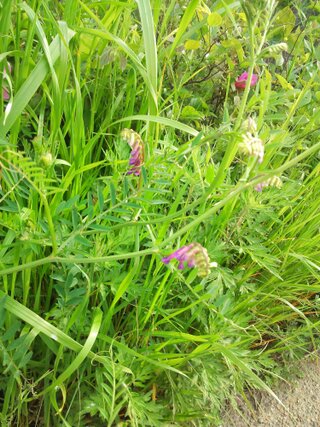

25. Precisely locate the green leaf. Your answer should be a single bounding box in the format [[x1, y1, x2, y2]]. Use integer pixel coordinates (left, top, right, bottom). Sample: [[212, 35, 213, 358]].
[[275, 73, 293, 90], [184, 39, 201, 50], [181, 105, 204, 119], [205, 164, 215, 183], [136, 0, 158, 107], [272, 6, 296, 37], [207, 12, 222, 26], [112, 115, 199, 137]]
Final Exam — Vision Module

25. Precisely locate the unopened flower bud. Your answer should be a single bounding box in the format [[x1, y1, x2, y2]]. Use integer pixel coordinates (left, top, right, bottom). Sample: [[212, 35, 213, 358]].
[[239, 133, 264, 163], [40, 152, 53, 167], [241, 117, 257, 134]]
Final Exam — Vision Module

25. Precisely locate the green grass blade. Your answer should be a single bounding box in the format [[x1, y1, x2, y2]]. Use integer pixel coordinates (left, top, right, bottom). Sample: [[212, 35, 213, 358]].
[[169, 0, 200, 57], [77, 1, 157, 106], [218, 345, 285, 408], [0, 291, 107, 365], [112, 114, 199, 136], [136, 0, 158, 110], [39, 309, 102, 395], [0, 28, 75, 136], [0, 291, 83, 352]]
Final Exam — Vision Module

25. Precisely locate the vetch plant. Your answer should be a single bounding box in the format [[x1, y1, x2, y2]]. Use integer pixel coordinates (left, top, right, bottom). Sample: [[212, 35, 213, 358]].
[[2, 63, 12, 101], [121, 128, 144, 176], [3, 87, 9, 101], [162, 243, 213, 277], [255, 175, 282, 192], [239, 117, 264, 163], [1, 1, 320, 426], [235, 71, 258, 90]]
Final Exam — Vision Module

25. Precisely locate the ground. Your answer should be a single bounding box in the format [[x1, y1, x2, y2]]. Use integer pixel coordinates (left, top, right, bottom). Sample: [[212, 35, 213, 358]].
[[222, 354, 320, 427]]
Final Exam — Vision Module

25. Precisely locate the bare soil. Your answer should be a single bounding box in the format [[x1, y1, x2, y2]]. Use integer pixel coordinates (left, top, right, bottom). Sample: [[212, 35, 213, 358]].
[[222, 354, 320, 427]]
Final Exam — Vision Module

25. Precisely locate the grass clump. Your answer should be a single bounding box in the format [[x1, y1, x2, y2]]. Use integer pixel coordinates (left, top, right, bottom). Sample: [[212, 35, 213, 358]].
[[1, 0, 320, 425]]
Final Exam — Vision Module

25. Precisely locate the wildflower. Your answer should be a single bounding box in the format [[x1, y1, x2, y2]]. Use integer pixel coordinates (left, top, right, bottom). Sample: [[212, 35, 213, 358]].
[[239, 132, 264, 163], [241, 117, 257, 134], [121, 128, 144, 176], [162, 242, 212, 277], [235, 72, 258, 90], [2, 63, 11, 101], [255, 176, 282, 192], [3, 88, 9, 101], [40, 152, 53, 167], [239, 117, 264, 163]]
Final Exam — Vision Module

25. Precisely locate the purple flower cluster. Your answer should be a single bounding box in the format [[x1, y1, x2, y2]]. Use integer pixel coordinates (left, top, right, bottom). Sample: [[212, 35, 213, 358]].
[[255, 182, 267, 192], [162, 243, 211, 277], [128, 142, 143, 176], [121, 128, 144, 176], [255, 176, 282, 192]]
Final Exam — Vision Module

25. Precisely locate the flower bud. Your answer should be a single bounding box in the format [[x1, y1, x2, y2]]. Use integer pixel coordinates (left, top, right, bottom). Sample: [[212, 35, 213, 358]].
[[40, 152, 53, 167], [239, 133, 264, 163]]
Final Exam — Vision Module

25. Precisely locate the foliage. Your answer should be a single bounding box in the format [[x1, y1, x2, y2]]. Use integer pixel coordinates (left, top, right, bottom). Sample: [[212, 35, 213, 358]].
[[1, 0, 320, 425]]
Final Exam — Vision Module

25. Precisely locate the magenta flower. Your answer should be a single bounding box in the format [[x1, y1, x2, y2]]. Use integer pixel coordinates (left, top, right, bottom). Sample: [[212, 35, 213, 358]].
[[235, 72, 258, 90], [162, 242, 211, 277], [121, 128, 144, 176]]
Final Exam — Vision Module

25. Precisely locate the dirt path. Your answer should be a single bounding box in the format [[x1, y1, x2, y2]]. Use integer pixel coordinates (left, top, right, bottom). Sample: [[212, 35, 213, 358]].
[[222, 355, 320, 427]]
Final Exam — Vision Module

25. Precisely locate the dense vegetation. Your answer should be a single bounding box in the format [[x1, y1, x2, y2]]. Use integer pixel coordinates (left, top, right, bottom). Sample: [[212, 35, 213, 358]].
[[1, 0, 320, 425]]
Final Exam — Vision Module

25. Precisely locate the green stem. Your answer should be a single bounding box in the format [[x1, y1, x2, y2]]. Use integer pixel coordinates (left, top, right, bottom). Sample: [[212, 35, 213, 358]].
[[0, 248, 159, 277], [213, 1, 277, 191], [234, 32, 255, 130], [161, 137, 320, 246], [281, 72, 316, 132], [41, 195, 58, 255], [212, 24, 256, 192]]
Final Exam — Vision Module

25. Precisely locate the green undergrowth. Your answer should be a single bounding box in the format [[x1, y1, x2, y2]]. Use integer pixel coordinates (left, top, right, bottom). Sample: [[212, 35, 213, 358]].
[[1, 0, 320, 425]]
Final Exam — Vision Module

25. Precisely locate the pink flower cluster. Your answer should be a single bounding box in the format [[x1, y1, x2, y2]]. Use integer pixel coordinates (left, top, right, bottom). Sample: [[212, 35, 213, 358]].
[[3, 88, 9, 101], [235, 72, 258, 90]]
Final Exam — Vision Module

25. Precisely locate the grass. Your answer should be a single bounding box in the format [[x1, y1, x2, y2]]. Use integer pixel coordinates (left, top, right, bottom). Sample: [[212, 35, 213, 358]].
[[1, 0, 320, 425]]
